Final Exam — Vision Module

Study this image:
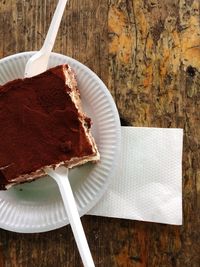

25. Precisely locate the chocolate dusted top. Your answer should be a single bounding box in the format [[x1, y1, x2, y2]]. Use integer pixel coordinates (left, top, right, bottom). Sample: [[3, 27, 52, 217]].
[[0, 65, 94, 188]]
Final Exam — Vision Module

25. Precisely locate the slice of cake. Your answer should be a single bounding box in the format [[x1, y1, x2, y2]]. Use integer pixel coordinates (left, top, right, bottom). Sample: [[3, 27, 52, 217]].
[[0, 64, 100, 190]]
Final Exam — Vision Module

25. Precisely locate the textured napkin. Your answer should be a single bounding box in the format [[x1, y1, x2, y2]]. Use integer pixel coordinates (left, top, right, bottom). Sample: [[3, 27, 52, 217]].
[[88, 127, 183, 225]]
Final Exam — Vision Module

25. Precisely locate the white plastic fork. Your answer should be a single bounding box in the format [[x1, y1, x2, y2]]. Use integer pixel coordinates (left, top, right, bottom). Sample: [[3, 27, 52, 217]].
[[24, 1, 95, 266], [45, 167, 95, 267], [25, 0, 66, 77]]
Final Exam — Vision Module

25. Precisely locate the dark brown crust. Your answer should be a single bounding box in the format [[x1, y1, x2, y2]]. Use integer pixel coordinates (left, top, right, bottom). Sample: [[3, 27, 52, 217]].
[[0, 64, 100, 190]]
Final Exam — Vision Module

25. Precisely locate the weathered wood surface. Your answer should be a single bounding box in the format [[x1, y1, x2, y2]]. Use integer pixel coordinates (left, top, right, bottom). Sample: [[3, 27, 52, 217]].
[[0, 0, 199, 266]]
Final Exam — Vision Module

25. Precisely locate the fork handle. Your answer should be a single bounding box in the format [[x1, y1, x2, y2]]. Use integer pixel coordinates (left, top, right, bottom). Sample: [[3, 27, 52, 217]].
[[45, 167, 95, 267], [41, 0, 68, 54]]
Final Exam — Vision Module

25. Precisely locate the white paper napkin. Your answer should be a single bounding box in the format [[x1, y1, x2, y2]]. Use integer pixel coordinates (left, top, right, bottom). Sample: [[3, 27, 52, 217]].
[[88, 127, 183, 225]]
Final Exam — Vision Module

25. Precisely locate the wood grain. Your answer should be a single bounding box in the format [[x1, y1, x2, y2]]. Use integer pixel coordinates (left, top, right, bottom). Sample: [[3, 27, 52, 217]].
[[0, 0, 199, 266]]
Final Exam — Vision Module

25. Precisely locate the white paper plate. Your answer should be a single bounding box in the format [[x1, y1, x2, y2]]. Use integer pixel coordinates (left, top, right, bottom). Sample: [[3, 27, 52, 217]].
[[0, 52, 121, 233]]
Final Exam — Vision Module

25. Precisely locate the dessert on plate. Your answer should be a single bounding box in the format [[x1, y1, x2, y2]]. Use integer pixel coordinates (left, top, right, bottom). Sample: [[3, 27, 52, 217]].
[[0, 64, 100, 190]]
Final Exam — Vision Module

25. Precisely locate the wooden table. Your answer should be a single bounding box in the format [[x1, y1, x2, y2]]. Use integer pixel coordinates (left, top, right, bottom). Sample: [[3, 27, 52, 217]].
[[0, 1, 199, 266]]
